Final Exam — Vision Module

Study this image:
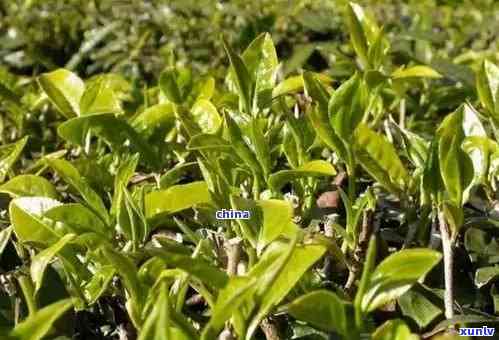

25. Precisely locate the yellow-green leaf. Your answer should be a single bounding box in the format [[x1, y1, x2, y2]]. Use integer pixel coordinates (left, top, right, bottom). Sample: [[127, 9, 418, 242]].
[[38, 69, 84, 118]]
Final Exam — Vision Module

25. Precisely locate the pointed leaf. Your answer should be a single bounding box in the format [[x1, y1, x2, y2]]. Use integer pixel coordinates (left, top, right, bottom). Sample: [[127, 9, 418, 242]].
[[31, 233, 76, 292], [372, 319, 419, 340], [80, 75, 122, 115], [38, 69, 84, 118], [269, 160, 336, 191], [46, 159, 110, 225], [0, 136, 28, 183], [132, 103, 176, 142], [362, 249, 442, 312], [0, 175, 58, 199], [257, 199, 298, 252], [223, 39, 253, 114], [354, 124, 409, 194], [10, 197, 62, 244], [191, 99, 222, 134], [145, 181, 211, 218], [246, 241, 327, 339], [286, 290, 349, 335], [58, 113, 159, 167], [392, 66, 442, 79], [476, 60, 499, 118], [10, 299, 73, 340]]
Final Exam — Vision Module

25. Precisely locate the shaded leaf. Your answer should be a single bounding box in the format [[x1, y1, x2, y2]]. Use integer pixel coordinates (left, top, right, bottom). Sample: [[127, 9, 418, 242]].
[[10, 299, 73, 340], [46, 159, 110, 225], [31, 234, 76, 292], [0, 136, 28, 183], [269, 160, 336, 192], [476, 60, 499, 119], [286, 290, 349, 335], [372, 319, 418, 340], [58, 113, 159, 168]]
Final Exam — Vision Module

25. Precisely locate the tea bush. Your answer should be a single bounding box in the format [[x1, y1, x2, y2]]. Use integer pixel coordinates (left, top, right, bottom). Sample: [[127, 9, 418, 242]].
[[0, 1, 498, 340]]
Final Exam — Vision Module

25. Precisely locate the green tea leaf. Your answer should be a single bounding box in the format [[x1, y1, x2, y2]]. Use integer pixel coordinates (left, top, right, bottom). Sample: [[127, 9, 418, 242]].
[[10, 197, 62, 244], [223, 38, 254, 114], [80, 75, 122, 115], [257, 199, 298, 252], [391, 66, 442, 79], [361, 249, 442, 312], [201, 276, 258, 340], [354, 124, 409, 194], [246, 241, 327, 339], [286, 290, 349, 335], [148, 248, 228, 289], [44, 203, 110, 237], [139, 284, 187, 340], [46, 159, 110, 225], [248, 117, 271, 177], [0, 136, 28, 183], [269, 160, 336, 192], [190, 99, 222, 134], [111, 154, 139, 216], [475, 265, 499, 288], [329, 73, 366, 140], [83, 265, 115, 304], [10, 298, 73, 340], [145, 181, 211, 218], [476, 60, 499, 118], [372, 319, 419, 340], [31, 233, 76, 292], [0, 227, 12, 257], [187, 133, 231, 151], [389, 119, 429, 169], [100, 245, 145, 327], [0, 175, 58, 199], [398, 288, 442, 328], [58, 113, 159, 167], [38, 69, 84, 118], [346, 2, 370, 68], [159, 68, 182, 104], [223, 112, 262, 176], [132, 103, 176, 142], [240, 33, 278, 93], [437, 105, 475, 207], [303, 71, 329, 114]]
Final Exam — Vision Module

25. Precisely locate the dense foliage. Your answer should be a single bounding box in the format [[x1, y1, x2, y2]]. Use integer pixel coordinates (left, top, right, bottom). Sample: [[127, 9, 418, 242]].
[[0, 1, 499, 339]]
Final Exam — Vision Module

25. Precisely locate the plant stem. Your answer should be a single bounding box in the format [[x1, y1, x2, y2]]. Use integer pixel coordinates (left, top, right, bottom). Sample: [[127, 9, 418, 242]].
[[18, 275, 37, 315], [347, 165, 356, 202], [260, 317, 281, 340], [399, 97, 406, 129], [438, 211, 454, 319], [226, 238, 241, 276], [345, 210, 373, 296]]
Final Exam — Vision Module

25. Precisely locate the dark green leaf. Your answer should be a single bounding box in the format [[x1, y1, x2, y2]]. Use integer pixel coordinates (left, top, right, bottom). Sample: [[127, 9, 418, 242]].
[[286, 290, 349, 335]]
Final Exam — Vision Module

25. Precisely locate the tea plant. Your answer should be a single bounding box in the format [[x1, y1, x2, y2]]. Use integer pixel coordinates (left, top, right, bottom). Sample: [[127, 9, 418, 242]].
[[0, 2, 498, 340]]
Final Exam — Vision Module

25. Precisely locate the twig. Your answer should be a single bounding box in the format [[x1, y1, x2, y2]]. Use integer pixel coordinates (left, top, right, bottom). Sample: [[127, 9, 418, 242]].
[[260, 317, 281, 340], [225, 238, 242, 276], [345, 210, 373, 296], [438, 211, 454, 319]]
